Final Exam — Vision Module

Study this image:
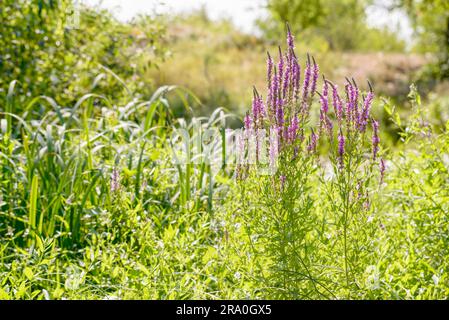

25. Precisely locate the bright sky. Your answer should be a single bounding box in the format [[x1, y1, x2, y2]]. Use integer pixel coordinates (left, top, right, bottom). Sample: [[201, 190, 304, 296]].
[[79, 0, 413, 43], [80, 0, 266, 34]]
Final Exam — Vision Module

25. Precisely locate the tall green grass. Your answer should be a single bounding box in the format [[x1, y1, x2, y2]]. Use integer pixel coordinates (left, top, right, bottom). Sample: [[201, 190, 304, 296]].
[[0, 77, 227, 248]]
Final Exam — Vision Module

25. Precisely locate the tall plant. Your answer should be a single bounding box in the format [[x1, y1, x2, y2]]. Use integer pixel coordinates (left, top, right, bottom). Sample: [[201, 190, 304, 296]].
[[238, 25, 385, 298]]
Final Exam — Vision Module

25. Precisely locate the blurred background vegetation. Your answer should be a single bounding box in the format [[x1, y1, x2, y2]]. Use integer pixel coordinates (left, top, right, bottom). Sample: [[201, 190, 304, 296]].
[[1, 0, 448, 140]]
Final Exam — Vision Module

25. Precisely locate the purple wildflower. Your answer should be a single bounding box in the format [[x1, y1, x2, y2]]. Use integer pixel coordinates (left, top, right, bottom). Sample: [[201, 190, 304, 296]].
[[286, 23, 295, 85], [350, 79, 360, 122], [338, 130, 345, 169], [269, 127, 279, 169], [278, 46, 284, 92], [252, 94, 259, 123], [286, 23, 294, 51], [380, 158, 386, 183], [237, 130, 246, 165], [267, 52, 273, 109], [319, 92, 329, 114], [330, 82, 343, 122], [271, 68, 279, 113], [287, 115, 299, 142], [364, 198, 371, 211], [252, 88, 265, 124], [276, 105, 284, 131], [318, 91, 329, 135], [260, 98, 266, 117], [302, 54, 312, 104], [345, 83, 353, 124], [111, 167, 120, 192], [310, 57, 319, 97], [345, 80, 360, 130], [318, 77, 330, 131], [267, 52, 273, 85], [307, 129, 318, 153], [325, 115, 333, 139], [372, 119, 380, 160], [244, 113, 252, 130], [323, 75, 328, 97], [141, 178, 148, 193], [359, 91, 374, 131], [282, 53, 290, 99], [292, 55, 300, 100]]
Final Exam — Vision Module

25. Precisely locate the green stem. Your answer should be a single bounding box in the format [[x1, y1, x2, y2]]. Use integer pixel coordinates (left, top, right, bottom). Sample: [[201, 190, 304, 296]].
[[343, 153, 352, 296]]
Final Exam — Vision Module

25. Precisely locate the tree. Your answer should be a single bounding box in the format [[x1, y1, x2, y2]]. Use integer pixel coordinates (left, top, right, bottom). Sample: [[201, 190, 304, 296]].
[[390, 0, 449, 79], [258, 0, 404, 52], [0, 0, 167, 106]]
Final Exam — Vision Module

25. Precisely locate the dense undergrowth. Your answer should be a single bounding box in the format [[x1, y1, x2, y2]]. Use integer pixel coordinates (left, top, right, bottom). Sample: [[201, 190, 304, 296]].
[[1, 22, 449, 299]]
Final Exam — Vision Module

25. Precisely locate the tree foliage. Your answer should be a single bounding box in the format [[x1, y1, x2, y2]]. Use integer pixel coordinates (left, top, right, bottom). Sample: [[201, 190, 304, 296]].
[[392, 0, 449, 79], [0, 0, 167, 106], [259, 0, 405, 52]]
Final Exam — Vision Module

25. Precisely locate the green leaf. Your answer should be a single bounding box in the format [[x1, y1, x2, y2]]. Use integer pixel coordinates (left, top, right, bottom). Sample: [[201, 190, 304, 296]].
[[0, 288, 10, 300], [24, 267, 34, 281], [28, 174, 39, 231]]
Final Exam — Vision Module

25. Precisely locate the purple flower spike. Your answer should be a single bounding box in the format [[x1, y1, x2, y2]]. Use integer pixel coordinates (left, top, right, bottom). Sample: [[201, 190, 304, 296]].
[[267, 52, 273, 107], [345, 83, 353, 122], [350, 79, 360, 121], [325, 115, 333, 139], [286, 23, 295, 75], [276, 104, 284, 128], [380, 158, 386, 183], [244, 113, 252, 130], [302, 54, 312, 104], [329, 82, 343, 122], [344, 78, 360, 127], [310, 57, 319, 97], [271, 68, 279, 112], [252, 87, 265, 124], [338, 130, 345, 169], [323, 75, 328, 97], [319, 92, 328, 114], [269, 126, 279, 169], [359, 86, 374, 131], [278, 46, 284, 91], [292, 56, 300, 100], [282, 53, 290, 99], [111, 167, 120, 192], [286, 22, 294, 50], [317, 91, 329, 135], [307, 129, 318, 153], [252, 90, 258, 121], [372, 119, 380, 160], [267, 51, 273, 85], [287, 115, 299, 142]]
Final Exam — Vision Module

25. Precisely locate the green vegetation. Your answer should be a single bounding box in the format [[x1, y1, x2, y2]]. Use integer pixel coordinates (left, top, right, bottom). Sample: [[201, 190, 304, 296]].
[[258, 0, 406, 52], [1, 0, 449, 300], [394, 0, 449, 79], [0, 0, 167, 106]]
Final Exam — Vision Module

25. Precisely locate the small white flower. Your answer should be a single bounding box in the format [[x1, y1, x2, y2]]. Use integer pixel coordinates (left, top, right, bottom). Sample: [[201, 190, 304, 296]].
[[432, 274, 439, 286]]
